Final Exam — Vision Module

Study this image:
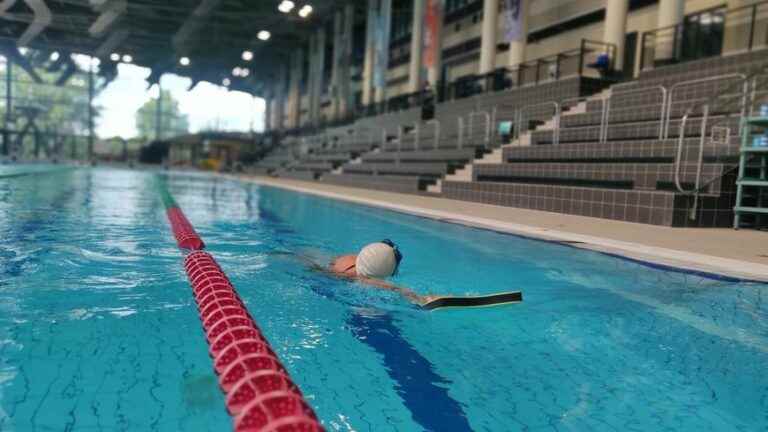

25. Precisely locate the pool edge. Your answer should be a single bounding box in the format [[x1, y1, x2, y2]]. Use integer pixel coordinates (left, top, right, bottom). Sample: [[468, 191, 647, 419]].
[[231, 175, 768, 283]]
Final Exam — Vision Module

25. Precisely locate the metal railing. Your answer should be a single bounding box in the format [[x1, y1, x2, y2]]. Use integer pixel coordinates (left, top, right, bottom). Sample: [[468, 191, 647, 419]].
[[421, 119, 441, 150], [670, 70, 764, 220], [640, 0, 768, 71], [380, 127, 389, 150], [561, 95, 608, 144], [515, 101, 561, 145], [467, 111, 492, 148], [664, 73, 749, 139]]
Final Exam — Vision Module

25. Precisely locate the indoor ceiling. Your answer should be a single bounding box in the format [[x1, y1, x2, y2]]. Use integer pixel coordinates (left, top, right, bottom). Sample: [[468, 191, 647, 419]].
[[0, 0, 349, 96]]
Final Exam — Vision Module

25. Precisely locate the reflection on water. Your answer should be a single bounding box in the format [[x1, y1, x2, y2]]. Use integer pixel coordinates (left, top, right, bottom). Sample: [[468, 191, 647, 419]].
[[0, 167, 766, 432]]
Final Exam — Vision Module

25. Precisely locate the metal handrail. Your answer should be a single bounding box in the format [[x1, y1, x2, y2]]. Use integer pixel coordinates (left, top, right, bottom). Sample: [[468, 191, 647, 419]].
[[664, 73, 748, 139], [673, 105, 709, 219], [516, 101, 561, 145], [669, 69, 765, 220], [560, 95, 606, 143], [380, 127, 388, 149], [468, 111, 491, 148], [423, 119, 441, 150], [606, 85, 668, 142]]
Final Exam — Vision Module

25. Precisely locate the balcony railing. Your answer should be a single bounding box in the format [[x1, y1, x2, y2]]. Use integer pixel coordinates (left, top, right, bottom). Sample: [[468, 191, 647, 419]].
[[330, 40, 617, 128], [640, 0, 768, 71], [440, 39, 617, 101]]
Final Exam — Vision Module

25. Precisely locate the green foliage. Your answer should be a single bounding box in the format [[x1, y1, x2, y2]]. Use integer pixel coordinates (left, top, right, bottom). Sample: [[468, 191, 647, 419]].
[[135, 89, 190, 140], [0, 62, 99, 137]]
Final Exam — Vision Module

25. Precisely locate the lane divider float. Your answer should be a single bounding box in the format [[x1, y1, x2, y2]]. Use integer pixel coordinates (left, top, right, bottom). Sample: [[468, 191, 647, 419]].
[[157, 179, 205, 250], [158, 178, 323, 432]]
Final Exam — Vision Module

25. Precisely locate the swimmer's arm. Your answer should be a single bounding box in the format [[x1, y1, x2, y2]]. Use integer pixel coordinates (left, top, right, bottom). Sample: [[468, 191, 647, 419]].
[[357, 277, 429, 305], [276, 251, 329, 273]]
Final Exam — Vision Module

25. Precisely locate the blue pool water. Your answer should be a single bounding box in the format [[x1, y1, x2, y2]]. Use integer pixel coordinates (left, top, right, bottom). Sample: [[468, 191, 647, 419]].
[[1, 166, 767, 431]]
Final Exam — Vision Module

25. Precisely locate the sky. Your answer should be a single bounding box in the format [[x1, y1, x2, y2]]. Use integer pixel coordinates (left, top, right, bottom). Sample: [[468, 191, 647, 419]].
[[94, 63, 266, 139]]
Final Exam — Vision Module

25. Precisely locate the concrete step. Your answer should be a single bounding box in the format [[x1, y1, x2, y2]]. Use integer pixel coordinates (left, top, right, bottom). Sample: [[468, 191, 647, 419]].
[[427, 179, 443, 193]]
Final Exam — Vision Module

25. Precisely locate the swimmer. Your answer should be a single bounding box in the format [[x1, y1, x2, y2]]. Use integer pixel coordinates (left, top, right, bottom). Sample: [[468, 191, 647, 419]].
[[327, 239, 436, 306], [324, 239, 523, 310]]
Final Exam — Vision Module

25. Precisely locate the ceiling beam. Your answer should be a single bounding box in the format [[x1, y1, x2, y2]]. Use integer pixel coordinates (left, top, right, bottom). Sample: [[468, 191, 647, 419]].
[[172, 0, 224, 51], [18, 0, 52, 46], [88, 0, 126, 37], [93, 26, 128, 58]]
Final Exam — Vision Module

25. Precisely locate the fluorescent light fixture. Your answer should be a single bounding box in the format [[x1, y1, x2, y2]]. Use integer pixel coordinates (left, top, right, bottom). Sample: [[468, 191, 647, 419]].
[[257, 30, 271, 41], [122, 54, 133, 63], [110, 52, 120, 61], [242, 50, 254, 61], [278, 0, 294, 13], [49, 51, 59, 61], [298, 4, 312, 18], [222, 78, 231, 86], [179, 56, 190, 66]]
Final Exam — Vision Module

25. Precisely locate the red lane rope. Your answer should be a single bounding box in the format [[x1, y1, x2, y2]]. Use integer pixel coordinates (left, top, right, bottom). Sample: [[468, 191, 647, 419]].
[[184, 250, 323, 432], [160, 192, 323, 431], [166, 207, 205, 250]]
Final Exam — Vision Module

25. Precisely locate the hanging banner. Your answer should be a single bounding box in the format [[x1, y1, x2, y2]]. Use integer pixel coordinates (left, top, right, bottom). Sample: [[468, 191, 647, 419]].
[[373, 0, 392, 89], [422, 0, 442, 69], [503, 0, 524, 42]]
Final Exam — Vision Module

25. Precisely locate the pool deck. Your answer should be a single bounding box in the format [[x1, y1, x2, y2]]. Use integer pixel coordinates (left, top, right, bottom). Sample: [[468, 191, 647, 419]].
[[234, 175, 768, 282]]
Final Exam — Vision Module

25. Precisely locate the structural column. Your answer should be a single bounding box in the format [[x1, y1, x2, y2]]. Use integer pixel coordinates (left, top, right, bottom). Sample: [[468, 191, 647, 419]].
[[340, 3, 354, 118], [287, 49, 302, 129], [374, 0, 392, 104], [603, 0, 629, 70], [274, 64, 287, 131], [264, 90, 272, 132], [654, 0, 684, 62], [408, 0, 425, 93], [479, 0, 500, 75], [306, 36, 316, 125], [3, 57, 11, 156], [155, 82, 163, 140], [362, 0, 377, 107], [507, 0, 530, 68], [330, 4, 354, 121], [310, 26, 326, 126], [88, 62, 95, 160], [331, 9, 343, 120]]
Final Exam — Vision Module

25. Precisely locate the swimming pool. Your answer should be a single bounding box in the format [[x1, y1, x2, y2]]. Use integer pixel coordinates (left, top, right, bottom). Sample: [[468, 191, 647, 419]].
[[1, 166, 767, 431]]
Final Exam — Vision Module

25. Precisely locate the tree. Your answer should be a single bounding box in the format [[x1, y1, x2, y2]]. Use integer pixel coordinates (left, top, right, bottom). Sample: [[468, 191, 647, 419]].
[[135, 89, 190, 140], [0, 58, 103, 157]]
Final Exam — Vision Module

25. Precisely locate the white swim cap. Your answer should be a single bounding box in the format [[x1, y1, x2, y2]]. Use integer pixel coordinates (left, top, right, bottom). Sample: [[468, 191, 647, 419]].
[[356, 242, 398, 278]]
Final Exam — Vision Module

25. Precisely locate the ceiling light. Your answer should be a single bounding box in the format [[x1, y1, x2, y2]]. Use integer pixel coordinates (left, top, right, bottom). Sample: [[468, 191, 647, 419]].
[[257, 30, 271, 41], [278, 0, 294, 13], [241, 68, 250, 77], [232, 67, 242, 76], [298, 4, 313, 18], [122, 54, 133, 63], [222, 78, 231, 86], [91, 57, 101, 67], [110, 52, 120, 62], [179, 56, 190, 66], [242, 50, 254, 61], [49, 52, 59, 62]]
